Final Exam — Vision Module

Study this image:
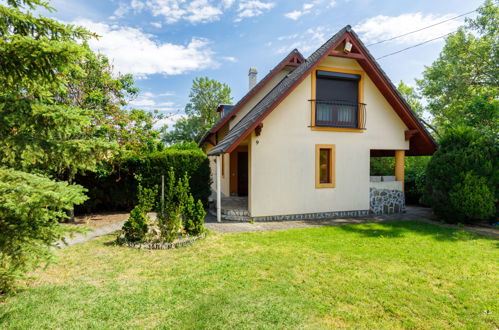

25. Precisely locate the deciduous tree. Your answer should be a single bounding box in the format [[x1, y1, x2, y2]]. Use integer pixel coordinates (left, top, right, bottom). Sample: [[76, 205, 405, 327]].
[[163, 77, 232, 144]]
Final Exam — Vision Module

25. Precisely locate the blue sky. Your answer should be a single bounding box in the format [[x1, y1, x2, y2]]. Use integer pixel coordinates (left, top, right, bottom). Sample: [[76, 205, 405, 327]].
[[41, 0, 482, 127]]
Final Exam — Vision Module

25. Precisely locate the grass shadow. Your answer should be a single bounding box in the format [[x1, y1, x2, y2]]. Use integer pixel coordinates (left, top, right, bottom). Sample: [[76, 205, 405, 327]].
[[338, 220, 492, 243]]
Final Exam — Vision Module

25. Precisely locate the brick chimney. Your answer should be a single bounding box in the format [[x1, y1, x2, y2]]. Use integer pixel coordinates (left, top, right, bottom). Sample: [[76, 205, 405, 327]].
[[248, 67, 258, 90]]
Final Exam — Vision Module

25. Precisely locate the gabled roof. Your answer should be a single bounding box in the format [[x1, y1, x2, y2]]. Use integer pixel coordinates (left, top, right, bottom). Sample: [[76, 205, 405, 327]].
[[208, 25, 437, 156], [199, 49, 305, 146]]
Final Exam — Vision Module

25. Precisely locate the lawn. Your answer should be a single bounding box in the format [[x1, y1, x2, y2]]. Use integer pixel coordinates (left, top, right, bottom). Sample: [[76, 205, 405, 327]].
[[1, 221, 497, 329]]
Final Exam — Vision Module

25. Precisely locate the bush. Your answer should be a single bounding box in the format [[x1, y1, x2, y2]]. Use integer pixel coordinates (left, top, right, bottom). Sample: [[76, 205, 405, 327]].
[[183, 196, 206, 236], [75, 149, 211, 214], [449, 172, 495, 221], [405, 156, 431, 205], [122, 206, 148, 242], [0, 168, 87, 294], [423, 127, 498, 223], [137, 181, 157, 213]]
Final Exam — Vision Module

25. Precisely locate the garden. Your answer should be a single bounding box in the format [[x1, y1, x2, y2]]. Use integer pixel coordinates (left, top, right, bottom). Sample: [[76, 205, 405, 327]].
[[0, 0, 498, 328], [0, 221, 497, 328], [117, 168, 207, 249]]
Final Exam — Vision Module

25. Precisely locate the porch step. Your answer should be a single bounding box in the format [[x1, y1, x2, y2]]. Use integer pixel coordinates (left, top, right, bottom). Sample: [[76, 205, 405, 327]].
[[209, 209, 251, 222]]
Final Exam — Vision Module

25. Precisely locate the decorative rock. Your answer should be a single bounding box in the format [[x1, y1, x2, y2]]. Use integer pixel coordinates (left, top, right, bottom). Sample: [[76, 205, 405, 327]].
[[369, 187, 405, 215]]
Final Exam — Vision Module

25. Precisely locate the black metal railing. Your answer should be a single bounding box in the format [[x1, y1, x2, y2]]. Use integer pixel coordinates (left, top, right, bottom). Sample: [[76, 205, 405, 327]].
[[311, 100, 366, 129]]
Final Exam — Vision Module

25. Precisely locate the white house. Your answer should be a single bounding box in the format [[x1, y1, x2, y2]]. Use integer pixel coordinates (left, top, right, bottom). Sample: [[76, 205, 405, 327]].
[[200, 25, 437, 221]]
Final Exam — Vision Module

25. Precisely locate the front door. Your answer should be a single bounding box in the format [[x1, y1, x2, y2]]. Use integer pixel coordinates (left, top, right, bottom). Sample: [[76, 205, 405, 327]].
[[237, 152, 248, 196]]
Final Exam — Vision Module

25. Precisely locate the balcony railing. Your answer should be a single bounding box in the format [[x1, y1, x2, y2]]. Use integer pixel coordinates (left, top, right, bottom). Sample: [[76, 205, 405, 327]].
[[311, 100, 366, 129]]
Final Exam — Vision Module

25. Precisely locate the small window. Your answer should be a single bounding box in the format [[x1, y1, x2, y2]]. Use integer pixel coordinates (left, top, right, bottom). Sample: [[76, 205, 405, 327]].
[[315, 144, 335, 188]]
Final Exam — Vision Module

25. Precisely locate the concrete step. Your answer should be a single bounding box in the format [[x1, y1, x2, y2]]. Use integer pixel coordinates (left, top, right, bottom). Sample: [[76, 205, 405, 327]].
[[209, 209, 251, 222]]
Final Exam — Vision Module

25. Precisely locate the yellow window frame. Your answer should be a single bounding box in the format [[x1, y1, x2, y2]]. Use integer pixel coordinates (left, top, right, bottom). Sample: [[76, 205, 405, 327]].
[[315, 144, 336, 188], [310, 66, 365, 132]]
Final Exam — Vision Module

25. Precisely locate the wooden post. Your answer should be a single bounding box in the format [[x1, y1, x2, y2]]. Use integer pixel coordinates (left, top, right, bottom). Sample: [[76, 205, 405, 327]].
[[216, 155, 222, 222], [161, 175, 165, 216], [395, 150, 405, 191]]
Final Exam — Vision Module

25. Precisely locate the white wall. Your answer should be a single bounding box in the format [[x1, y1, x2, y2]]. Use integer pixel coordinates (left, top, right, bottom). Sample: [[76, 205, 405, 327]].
[[230, 69, 290, 130], [249, 57, 408, 217]]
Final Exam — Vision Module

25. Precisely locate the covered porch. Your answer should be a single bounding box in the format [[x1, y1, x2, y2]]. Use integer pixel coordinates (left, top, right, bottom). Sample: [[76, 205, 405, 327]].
[[213, 136, 251, 222]]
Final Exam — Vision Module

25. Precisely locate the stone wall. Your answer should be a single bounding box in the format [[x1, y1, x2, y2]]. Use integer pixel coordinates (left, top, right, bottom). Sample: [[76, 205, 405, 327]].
[[253, 210, 369, 222], [369, 187, 405, 215]]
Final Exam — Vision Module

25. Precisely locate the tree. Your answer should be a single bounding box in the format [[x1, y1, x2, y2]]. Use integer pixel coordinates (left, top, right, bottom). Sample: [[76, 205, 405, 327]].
[[417, 0, 498, 131], [163, 77, 232, 144], [0, 168, 87, 294], [423, 127, 498, 223], [397, 81, 424, 116], [0, 0, 116, 291], [455, 95, 498, 133]]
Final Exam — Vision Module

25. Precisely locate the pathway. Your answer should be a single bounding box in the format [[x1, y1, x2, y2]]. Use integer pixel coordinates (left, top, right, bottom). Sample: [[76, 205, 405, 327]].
[[58, 206, 497, 247], [205, 206, 499, 237]]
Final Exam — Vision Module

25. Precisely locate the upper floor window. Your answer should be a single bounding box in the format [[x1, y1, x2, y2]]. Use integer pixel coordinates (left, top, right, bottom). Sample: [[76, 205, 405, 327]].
[[311, 68, 366, 131]]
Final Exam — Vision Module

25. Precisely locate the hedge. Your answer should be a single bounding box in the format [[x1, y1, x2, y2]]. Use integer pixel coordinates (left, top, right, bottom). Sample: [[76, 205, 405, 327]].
[[75, 149, 211, 214], [423, 127, 498, 223]]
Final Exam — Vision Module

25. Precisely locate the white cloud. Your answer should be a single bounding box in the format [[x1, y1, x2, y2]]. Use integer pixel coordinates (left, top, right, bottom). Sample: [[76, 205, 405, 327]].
[[74, 19, 217, 76], [284, 0, 334, 20], [222, 56, 238, 62], [354, 12, 462, 45], [303, 3, 314, 10], [155, 113, 187, 129], [130, 0, 274, 24], [111, 2, 130, 19], [151, 21, 162, 28], [284, 10, 303, 20], [236, 0, 275, 20], [131, 0, 145, 10], [276, 26, 331, 55]]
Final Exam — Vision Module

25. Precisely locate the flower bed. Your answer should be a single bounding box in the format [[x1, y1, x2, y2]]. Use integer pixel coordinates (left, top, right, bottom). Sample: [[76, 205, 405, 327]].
[[117, 232, 206, 250], [116, 168, 206, 249]]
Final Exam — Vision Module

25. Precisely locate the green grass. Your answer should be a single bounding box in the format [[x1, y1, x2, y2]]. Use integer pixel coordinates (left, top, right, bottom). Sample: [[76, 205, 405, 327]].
[[1, 221, 497, 329]]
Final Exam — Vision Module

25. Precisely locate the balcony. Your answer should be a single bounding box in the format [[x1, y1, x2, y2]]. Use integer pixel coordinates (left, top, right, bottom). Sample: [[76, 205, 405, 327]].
[[312, 100, 366, 129]]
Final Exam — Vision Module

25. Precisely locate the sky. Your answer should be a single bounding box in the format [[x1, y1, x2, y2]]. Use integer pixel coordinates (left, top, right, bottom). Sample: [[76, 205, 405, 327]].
[[38, 0, 483, 128]]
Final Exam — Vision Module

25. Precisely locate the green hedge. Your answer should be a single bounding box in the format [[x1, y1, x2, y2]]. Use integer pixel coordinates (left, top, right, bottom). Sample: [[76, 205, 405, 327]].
[[423, 127, 498, 223], [75, 149, 211, 214]]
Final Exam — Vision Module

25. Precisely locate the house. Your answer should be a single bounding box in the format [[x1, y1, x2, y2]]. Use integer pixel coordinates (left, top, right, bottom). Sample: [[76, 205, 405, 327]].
[[200, 25, 437, 222]]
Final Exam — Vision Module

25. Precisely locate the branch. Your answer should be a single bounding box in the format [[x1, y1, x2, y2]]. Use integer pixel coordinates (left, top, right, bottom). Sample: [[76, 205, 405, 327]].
[[419, 118, 441, 139]]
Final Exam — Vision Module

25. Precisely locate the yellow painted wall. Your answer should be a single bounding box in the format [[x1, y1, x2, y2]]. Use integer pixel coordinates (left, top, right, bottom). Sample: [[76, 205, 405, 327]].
[[249, 57, 409, 217]]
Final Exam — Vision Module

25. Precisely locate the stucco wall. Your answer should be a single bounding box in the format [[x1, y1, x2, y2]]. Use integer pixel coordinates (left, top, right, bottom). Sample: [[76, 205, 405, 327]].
[[209, 68, 291, 199], [229, 69, 290, 130], [208, 153, 230, 198], [249, 57, 409, 217]]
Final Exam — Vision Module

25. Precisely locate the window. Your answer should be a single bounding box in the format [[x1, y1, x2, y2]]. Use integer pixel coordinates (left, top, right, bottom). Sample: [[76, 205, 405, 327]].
[[311, 67, 365, 131], [315, 144, 335, 188]]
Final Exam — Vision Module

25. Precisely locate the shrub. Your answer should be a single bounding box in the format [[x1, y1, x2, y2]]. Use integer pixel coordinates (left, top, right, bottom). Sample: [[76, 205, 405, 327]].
[[122, 206, 148, 242], [183, 196, 206, 236], [75, 149, 210, 214], [423, 127, 498, 223], [157, 207, 182, 243], [405, 156, 431, 205], [137, 182, 157, 213], [449, 172, 495, 221], [0, 168, 87, 294], [157, 168, 205, 240]]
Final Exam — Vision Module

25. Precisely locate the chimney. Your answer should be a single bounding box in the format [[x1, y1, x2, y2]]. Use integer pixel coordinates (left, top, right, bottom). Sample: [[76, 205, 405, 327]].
[[248, 67, 258, 90]]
